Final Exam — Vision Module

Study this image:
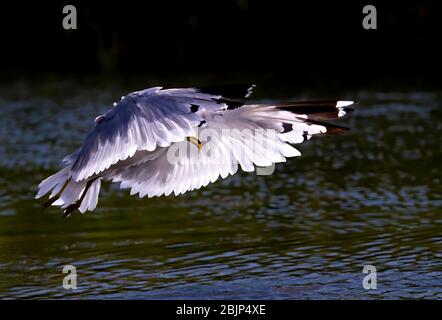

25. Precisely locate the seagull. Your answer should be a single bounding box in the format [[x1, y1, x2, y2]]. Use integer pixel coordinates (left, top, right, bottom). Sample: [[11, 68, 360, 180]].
[[36, 85, 354, 217]]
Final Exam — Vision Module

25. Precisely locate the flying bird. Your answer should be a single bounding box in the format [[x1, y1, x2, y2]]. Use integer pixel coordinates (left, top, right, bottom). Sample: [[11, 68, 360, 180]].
[[36, 85, 354, 217]]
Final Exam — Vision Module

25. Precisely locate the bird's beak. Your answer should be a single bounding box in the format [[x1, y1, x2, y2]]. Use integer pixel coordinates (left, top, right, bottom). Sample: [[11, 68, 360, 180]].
[[186, 136, 203, 150]]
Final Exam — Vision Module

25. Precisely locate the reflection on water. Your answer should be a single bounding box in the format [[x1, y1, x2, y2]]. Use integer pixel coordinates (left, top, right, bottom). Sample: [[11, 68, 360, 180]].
[[0, 78, 441, 299]]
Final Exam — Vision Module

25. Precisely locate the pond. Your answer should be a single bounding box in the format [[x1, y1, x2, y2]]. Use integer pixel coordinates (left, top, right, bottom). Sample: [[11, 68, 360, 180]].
[[0, 77, 441, 299]]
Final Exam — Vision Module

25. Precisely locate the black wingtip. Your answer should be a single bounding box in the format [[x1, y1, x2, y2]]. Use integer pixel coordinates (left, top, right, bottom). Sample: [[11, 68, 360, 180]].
[[304, 118, 350, 135], [343, 107, 355, 114], [275, 100, 356, 120]]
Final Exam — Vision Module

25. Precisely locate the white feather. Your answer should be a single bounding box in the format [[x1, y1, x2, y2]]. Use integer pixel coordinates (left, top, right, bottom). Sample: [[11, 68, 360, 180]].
[[36, 86, 351, 214]]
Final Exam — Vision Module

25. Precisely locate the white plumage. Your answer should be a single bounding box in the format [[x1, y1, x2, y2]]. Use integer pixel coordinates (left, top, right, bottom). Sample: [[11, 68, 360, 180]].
[[35, 85, 354, 217]]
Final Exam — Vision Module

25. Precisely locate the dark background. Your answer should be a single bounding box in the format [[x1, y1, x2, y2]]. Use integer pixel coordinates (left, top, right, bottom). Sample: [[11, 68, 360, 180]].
[[0, 0, 440, 87], [1, 1, 442, 301]]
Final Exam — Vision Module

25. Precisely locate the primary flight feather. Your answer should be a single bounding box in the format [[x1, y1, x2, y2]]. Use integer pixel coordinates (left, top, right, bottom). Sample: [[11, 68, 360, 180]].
[[35, 85, 354, 217]]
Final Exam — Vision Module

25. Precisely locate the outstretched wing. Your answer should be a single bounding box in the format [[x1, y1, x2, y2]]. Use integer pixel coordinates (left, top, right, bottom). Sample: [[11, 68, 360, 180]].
[[69, 86, 255, 181], [37, 84, 353, 214], [108, 104, 346, 198]]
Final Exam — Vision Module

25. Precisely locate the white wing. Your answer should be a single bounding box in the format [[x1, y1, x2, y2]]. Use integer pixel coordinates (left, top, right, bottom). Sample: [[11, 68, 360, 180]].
[[36, 84, 353, 214], [109, 105, 329, 198], [69, 87, 228, 181]]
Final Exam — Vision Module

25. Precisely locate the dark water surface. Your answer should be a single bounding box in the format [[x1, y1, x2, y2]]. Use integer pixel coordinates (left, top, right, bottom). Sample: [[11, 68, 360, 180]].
[[0, 78, 441, 299]]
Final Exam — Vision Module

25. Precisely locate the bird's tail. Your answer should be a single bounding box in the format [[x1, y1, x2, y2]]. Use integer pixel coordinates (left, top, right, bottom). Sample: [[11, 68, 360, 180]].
[[36, 166, 102, 215]]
